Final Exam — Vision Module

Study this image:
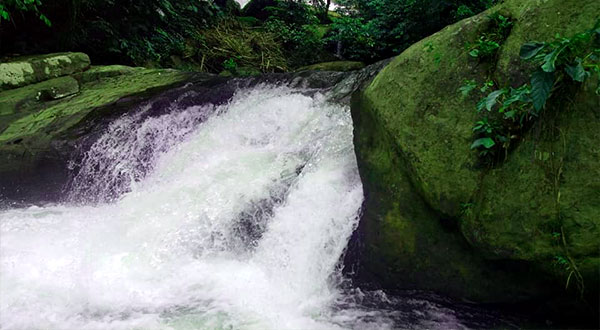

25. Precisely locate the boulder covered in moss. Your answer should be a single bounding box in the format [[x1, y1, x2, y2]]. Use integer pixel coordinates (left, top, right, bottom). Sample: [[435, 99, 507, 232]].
[[0, 53, 90, 91], [0, 61, 208, 204], [350, 0, 599, 323]]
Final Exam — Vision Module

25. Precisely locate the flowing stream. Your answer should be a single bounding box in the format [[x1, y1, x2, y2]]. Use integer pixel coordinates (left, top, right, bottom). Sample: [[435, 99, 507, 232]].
[[0, 86, 509, 329]]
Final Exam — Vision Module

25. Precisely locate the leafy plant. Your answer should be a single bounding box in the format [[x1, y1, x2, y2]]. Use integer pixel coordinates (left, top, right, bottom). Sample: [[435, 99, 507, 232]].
[[263, 17, 327, 67], [459, 79, 477, 97], [454, 5, 475, 20], [521, 25, 600, 107], [467, 13, 512, 60], [469, 38, 500, 58], [0, 0, 233, 67], [0, 0, 51, 26], [223, 57, 238, 72], [326, 16, 376, 61], [553, 227, 585, 297], [330, 0, 499, 62], [469, 21, 600, 160]]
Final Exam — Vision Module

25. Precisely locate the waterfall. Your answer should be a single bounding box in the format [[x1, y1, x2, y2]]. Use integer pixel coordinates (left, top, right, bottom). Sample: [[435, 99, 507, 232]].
[[0, 85, 506, 330]]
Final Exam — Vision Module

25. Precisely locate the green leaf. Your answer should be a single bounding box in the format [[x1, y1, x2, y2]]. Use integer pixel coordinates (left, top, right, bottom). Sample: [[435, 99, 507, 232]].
[[476, 98, 487, 112], [485, 89, 506, 111], [520, 42, 545, 60], [459, 80, 476, 97], [531, 70, 555, 111], [40, 14, 51, 27], [504, 110, 517, 119], [541, 44, 567, 73], [471, 138, 496, 149], [469, 49, 479, 57], [565, 59, 587, 82]]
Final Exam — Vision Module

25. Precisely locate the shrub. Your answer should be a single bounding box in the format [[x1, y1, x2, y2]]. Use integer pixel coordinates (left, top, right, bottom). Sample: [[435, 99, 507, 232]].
[[259, 1, 332, 67], [466, 21, 600, 161], [329, 0, 498, 62], [0, 0, 231, 66], [0, 0, 51, 26]]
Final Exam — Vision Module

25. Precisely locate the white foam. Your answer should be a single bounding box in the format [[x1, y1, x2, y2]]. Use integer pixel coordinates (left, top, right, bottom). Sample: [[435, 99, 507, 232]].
[[0, 87, 364, 329]]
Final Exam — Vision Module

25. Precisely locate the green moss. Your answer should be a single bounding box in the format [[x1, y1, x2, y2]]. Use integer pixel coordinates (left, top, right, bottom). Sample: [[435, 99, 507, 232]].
[[464, 80, 600, 290], [362, 14, 489, 217], [0, 62, 35, 89], [495, 0, 600, 85], [0, 76, 80, 131], [0, 52, 90, 90], [76, 65, 144, 83], [351, 92, 549, 302], [352, 0, 600, 305], [0, 68, 194, 174], [0, 69, 188, 144]]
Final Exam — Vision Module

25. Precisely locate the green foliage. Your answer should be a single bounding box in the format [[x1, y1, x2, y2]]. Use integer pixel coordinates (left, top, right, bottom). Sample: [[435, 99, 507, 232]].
[[75, 0, 223, 66], [460, 202, 474, 216], [467, 13, 513, 60], [468, 38, 500, 58], [454, 5, 475, 20], [459, 79, 477, 97], [264, 1, 318, 26], [326, 16, 377, 61], [553, 227, 585, 297], [0, 0, 51, 26], [468, 21, 600, 161], [530, 71, 554, 111], [223, 57, 239, 72], [329, 0, 498, 62], [0, 0, 236, 67], [263, 7, 327, 67]]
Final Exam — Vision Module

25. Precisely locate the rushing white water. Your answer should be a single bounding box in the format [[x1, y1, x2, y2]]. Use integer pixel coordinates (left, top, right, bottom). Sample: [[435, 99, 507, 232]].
[[0, 86, 366, 329], [0, 86, 505, 330]]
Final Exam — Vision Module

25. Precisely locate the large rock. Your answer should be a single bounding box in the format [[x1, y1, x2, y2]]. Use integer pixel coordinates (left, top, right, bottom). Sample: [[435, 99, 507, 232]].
[[350, 0, 599, 323], [0, 52, 90, 90], [0, 65, 206, 203]]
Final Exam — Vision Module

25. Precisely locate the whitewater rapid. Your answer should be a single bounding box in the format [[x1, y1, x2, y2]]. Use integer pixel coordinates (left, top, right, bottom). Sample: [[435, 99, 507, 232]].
[[0, 86, 503, 330], [0, 87, 366, 329]]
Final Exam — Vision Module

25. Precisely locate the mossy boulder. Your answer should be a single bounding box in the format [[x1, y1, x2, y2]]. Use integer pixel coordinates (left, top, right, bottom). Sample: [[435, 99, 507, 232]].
[[298, 61, 366, 72], [0, 68, 193, 147], [0, 53, 90, 91], [351, 0, 600, 322], [0, 62, 205, 203]]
